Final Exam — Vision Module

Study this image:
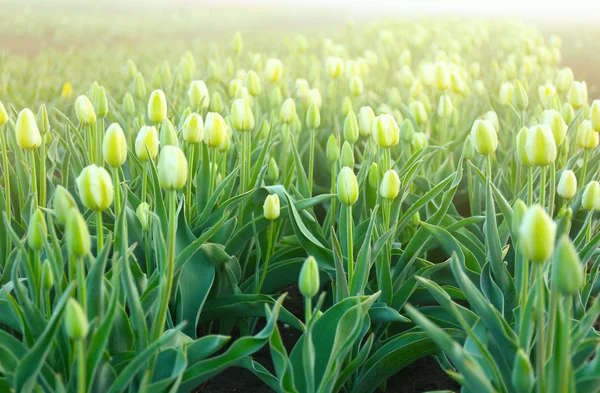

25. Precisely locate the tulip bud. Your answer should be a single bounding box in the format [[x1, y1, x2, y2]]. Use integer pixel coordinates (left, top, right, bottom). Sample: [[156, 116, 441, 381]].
[[557, 170, 577, 199], [358, 106, 375, 137], [230, 98, 254, 132], [95, 86, 108, 118], [540, 110, 567, 146], [53, 186, 77, 225], [576, 120, 598, 150], [498, 82, 514, 107], [205, 112, 228, 148], [437, 95, 453, 118], [122, 93, 135, 116], [380, 169, 400, 200], [182, 113, 204, 144], [368, 162, 379, 188], [130, 203, 150, 233], [266, 157, 279, 182], [157, 145, 188, 191], [265, 58, 283, 83], [0, 101, 8, 126], [399, 49, 412, 66], [512, 80, 529, 111], [538, 84, 556, 109], [148, 89, 167, 123], [409, 101, 428, 124], [435, 62, 450, 90], [349, 76, 364, 96], [400, 120, 414, 143], [280, 98, 296, 124], [337, 166, 359, 206], [61, 82, 73, 99], [160, 119, 178, 147], [343, 111, 359, 144], [188, 80, 210, 110], [514, 126, 532, 167], [232, 31, 243, 54], [340, 141, 355, 168], [512, 199, 527, 238], [470, 119, 498, 155], [409, 79, 423, 98], [326, 56, 344, 79], [590, 100, 600, 132], [269, 85, 283, 107], [37, 104, 49, 135], [399, 65, 414, 87], [411, 132, 428, 151], [483, 111, 500, 132], [299, 256, 320, 299], [65, 298, 89, 341], [244, 70, 261, 97], [525, 124, 556, 166], [305, 103, 321, 130], [520, 204, 556, 263], [568, 81, 587, 109], [553, 235, 583, 295], [135, 125, 159, 160], [66, 209, 91, 258], [15, 108, 42, 150], [74, 95, 97, 125], [463, 135, 475, 160], [42, 259, 53, 291], [555, 67, 574, 93], [28, 208, 47, 250], [263, 194, 280, 221], [372, 114, 400, 148], [132, 72, 147, 100], [582, 181, 600, 210], [76, 165, 114, 211], [512, 349, 534, 393], [326, 134, 339, 163], [103, 123, 127, 168]]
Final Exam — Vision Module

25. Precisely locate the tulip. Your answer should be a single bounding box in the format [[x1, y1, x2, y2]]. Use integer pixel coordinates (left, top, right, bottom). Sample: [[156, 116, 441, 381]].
[[576, 120, 598, 150], [299, 256, 320, 299], [553, 235, 583, 295], [65, 298, 89, 341], [157, 145, 188, 191], [557, 170, 577, 199], [582, 181, 600, 211], [28, 208, 47, 251], [204, 112, 228, 148], [182, 113, 204, 144], [343, 111, 359, 144], [540, 110, 567, 146], [326, 56, 344, 79], [380, 169, 400, 200], [470, 119, 498, 155], [188, 80, 210, 110], [337, 166, 359, 206], [76, 165, 114, 211], [135, 125, 159, 160], [66, 209, 91, 258], [519, 204, 556, 263], [590, 100, 600, 132], [75, 95, 97, 125], [263, 194, 281, 221], [411, 132, 429, 151], [15, 108, 41, 150], [231, 98, 255, 131], [358, 106, 375, 137], [148, 89, 167, 123], [103, 123, 127, 167], [568, 81, 587, 109], [265, 58, 283, 82], [372, 114, 400, 148], [525, 124, 556, 166]]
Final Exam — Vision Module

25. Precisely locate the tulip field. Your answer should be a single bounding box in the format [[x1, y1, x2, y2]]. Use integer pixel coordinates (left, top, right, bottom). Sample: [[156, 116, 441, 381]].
[[1, 5, 600, 393]]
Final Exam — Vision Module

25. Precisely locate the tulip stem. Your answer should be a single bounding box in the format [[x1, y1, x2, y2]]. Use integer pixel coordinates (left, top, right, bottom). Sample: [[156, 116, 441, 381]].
[[486, 155, 492, 180], [549, 162, 556, 217], [96, 211, 104, 253], [77, 255, 87, 312], [186, 143, 194, 215], [305, 297, 312, 323], [141, 161, 148, 203], [346, 206, 354, 289], [30, 150, 38, 207], [528, 167, 534, 206], [536, 263, 546, 393], [76, 340, 86, 393], [546, 281, 558, 358], [1, 128, 11, 217], [330, 162, 337, 231], [40, 136, 46, 206], [581, 149, 589, 185], [257, 220, 275, 293], [308, 128, 315, 196], [112, 168, 121, 218]]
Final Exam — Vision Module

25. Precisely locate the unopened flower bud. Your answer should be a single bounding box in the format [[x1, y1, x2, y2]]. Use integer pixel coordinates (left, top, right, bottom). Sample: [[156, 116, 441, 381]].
[[590, 100, 600, 132], [380, 169, 400, 200], [42, 259, 53, 290], [306, 103, 321, 130], [582, 181, 600, 210], [512, 349, 534, 393], [368, 162, 379, 188], [341, 96, 353, 117], [512, 199, 527, 238], [232, 31, 243, 54], [94, 86, 108, 118], [231, 98, 255, 131], [553, 235, 583, 295], [340, 141, 354, 168], [349, 76, 364, 96], [135, 125, 160, 160], [148, 89, 167, 123], [411, 132, 428, 151], [555, 67, 574, 93], [66, 209, 91, 258], [434, 61, 450, 90], [337, 166, 359, 206], [266, 157, 279, 182], [463, 135, 475, 160], [132, 72, 147, 100], [326, 56, 345, 79], [568, 81, 588, 109], [122, 93, 135, 115], [372, 114, 400, 148], [520, 204, 556, 263], [37, 104, 49, 134], [512, 80, 529, 111], [65, 298, 89, 341], [470, 119, 498, 155], [160, 119, 179, 147], [557, 170, 577, 199], [75, 95, 97, 125], [0, 101, 8, 126], [204, 112, 228, 148], [499, 82, 514, 107], [53, 186, 77, 225], [326, 134, 339, 163], [358, 106, 375, 137], [265, 58, 283, 83], [136, 202, 150, 230], [576, 120, 598, 150], [210, 92, 224, 113], [400, 120, 415, 143], [76, 165, 114, 211], [525, 124, 556, 166], [263, 194, 281, 221], [410, 101, 428, 124], [28, 208, 47, 250], [182, 113, 204, 144], [343, 111, 359, 143], [188, 80, 210, 110], [299, 256, 320, 298], [103, 123, 127, 167], [15, 108, 41, 150], [157, 145, 188, 190], [243, 70, 261, 97], [540, 110, 567, 146], [280, 98, 297, 124], [437, 95, 453, 118]]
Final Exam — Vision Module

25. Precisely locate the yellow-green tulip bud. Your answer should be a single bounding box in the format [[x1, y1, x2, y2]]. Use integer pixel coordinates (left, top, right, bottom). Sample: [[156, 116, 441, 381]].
[[525, 124, 556, 166], [561, 103, 575, 125], [582, 181, 600, 210], [15, 108, 41, 150], [512, 80, 529, 111], [399, 65, 414, 88], [267, 157, 279, 182], [244, 70, 262, 96], [520, 204, 556, 263], [400, 120, 415, 143], [419, 94, 432, 114], [343, 111, 359, 144], [161, 61, 172, 86], [553, 235, 583, 295], [75, 95, 97, 125], [103, 123, 127, 168], [65, 298, 89, 341], [538, 84, 556, 109], [228, 79, 242, 98], [152, 67, 162, 89], [380, 169, 400, 200], [590, 100, 600, 132], [310, 88, 323, 108], [341, 96, 353, 117], [498, 82, 514, 107], [358, 106, 375, 137], [205, 112, 228, 148], [148, 89, 167, 123], [135, 202, 150, 230], [337, 166, 359, 206], [263, 194, 280, 221], [555, 67, 574, 93], [265, 58, 283, 83], [372, 114, 400, 148], [368, 162, 379, 188], [306, 103, 321, 130], [160, 119, 179, 147], [76, 165, 114, 211], [122, 93, 135, 116], [299, 256, 320, 299], [557, 170, 577, 199], [295, 34, 308, 53], [210, 92, 224, 113], [135, 125, 159, 161], [280, 98, 297, 124], [340, 141, 354, 168], [420, 63, 435, 87], [411, 132, 428, 151], [132, 72, 147, 99], [399, 49, 412, 66], [512, 199, 527, 238], [349, 76, 364, 96], [540, 110, 567, 146], [470, 119, 498, 155], [28, 208, 47, 250], [95, 86, 108, 118], [409, 101, 428, 124], [409, 79, 423, 98], [157, 145, 187, 190], [326, 134, 339, 163], [483, 111, 500, 132], [42, 259, 53, 291], [0, 101, 8, 126], [463, 135, 475, 160], [326, 56, 344, 79], [435, 61, 450, 90], [182, 113, 204, 144], [232, 31, 243, 54], [231, 98, 255, 132], [576, 120, 598, 150], [37, 104, 49, 134], [53, 186, 77, 225], [516, 127, 532, 167], [512, 349, 534, 393], [269, 85, 283, 107], [437, 95, 453, 118], [66, 209, 91, 258], [568, 81, 587, 109], [188, 80, 210, 110]]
